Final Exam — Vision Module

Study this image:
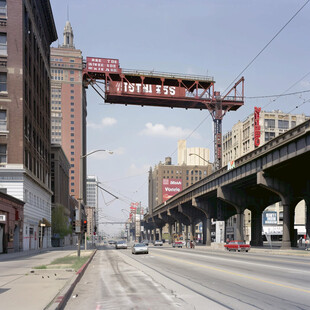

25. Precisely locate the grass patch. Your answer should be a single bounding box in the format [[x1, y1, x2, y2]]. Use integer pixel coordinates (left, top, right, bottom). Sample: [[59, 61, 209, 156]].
[[50, 255, 90, 271]]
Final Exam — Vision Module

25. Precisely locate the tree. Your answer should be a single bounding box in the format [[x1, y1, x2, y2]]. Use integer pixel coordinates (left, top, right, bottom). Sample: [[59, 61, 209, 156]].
[[52, 204, 72, 239]]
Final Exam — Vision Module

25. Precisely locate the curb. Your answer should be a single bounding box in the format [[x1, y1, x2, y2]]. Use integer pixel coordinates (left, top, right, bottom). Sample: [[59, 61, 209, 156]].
[[46, 249, 97, 310]]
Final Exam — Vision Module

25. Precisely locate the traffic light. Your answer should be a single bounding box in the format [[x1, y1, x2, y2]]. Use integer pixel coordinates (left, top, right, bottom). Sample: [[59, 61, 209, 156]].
[[72, 221, 76, 232], [83, 220, 87, 232]]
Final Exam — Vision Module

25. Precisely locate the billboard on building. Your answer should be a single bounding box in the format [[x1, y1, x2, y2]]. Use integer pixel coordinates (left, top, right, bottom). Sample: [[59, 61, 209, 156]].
[[86, 57, 121, 74], [254, 107, 261, 147], [162, 179, 182, 202]]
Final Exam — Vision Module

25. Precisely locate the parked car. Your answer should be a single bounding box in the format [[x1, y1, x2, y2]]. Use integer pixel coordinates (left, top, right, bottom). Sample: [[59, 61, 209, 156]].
[[132, 243, 149, 254], [115, 240, 127, 249], [153, 240, 163, 246], [224, 240, 250, 252]]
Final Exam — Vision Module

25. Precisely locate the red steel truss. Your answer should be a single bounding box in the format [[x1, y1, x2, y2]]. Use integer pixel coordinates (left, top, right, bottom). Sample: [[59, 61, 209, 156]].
[[83, 57, 245, 169]]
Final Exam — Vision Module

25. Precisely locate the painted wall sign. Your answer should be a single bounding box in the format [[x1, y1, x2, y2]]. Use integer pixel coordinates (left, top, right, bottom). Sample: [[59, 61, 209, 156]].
[[162, 179, 182, 202], [86, 57, 121, 73]]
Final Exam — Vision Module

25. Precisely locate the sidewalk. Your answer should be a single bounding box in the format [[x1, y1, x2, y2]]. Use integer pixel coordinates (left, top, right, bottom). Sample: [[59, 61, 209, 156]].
[[0, 245, 96, 310]]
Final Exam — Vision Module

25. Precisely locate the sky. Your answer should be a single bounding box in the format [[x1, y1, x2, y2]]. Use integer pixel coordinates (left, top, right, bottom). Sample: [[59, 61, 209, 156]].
[[50, 0, 310, 236]]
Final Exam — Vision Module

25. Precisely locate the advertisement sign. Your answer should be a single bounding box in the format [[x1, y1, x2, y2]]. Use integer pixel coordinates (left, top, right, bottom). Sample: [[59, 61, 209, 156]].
[[254, 107, 261, 147], [162, 179, 182, 202], [262, 211, 277, 225], [108, 81, 186, 98], [86, 57, 121, 73]]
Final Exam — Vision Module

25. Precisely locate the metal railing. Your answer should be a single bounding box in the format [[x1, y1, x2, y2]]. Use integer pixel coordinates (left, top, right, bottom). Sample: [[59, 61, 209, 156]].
[[122, 68, 214, 82]]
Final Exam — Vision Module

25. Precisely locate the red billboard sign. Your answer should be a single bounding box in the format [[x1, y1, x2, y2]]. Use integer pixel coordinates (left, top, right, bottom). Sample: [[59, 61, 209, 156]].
[[254, 107, 261, 147], [86, 57, 121, 73], [108, 81, 186, 98], [162, 179, 182, 202]]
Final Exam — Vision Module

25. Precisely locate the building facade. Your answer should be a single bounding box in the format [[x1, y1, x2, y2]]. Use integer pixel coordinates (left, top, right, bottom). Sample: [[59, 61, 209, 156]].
[[223, 110, 308, 166], [0, 0, 57, 250], [0, 191, 24, 253], [50, 21, 87, 202]]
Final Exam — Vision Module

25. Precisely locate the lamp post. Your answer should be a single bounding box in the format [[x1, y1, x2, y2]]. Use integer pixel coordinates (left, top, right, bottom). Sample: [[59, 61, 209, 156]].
[[77, 149, 113, 257], [188, 153, 212, 165]]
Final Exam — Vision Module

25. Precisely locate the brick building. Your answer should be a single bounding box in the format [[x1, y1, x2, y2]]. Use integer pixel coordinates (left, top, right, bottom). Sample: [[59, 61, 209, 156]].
[[0, 191, 24, 253], [50, 21, 87, 201], [0, 0, 57, 250]]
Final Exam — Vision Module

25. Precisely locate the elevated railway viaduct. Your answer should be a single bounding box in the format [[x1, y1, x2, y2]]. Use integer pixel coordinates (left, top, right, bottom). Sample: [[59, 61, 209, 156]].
[[144, 120, 310, 249]]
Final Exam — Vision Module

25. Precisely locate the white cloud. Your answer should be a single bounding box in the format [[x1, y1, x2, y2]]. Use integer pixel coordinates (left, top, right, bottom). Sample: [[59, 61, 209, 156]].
[[128, 163, 150, 176], [87, 117, 117, 129], [139, 122, 201, 139]]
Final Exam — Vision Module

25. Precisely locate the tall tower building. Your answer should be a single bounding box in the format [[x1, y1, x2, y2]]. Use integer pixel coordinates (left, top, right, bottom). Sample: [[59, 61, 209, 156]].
[[0, 0, 57, 250], [86, 176, 99, 231], [50, 21, 87, 201]]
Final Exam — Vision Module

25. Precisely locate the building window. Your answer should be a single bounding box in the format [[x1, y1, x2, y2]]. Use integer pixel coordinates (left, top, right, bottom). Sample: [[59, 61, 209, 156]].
[[0, 110, 6, 131], [278, 120, 289, 130], [264, 119, 275, 129], [70, 108, 74, 112], [0, 33, 7, 55], [291, 121, 296, 128], [70, 121, 74, 124], [71, 102, 74, 106], [70, 96, 74, 99], [70, 78, 74, 81], [265, 132, 275, 142], [0, 1, 7, 17], [0, 72, 7, 92], [71, 139, 74, 143], [70, 70, 74, 74], [0, 144, 7, 163], [71, 182, 74, 186], [71, 152, 74, 155]]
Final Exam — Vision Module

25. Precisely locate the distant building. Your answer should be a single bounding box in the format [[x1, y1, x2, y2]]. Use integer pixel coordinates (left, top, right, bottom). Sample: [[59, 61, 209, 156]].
[[51, 145, 73, 246], [223, 110, 308, 166], [50, 21, 87, 201], [148, 141, 212, 214], [86, 176, 99, 232], [0, 0, 57, 250]]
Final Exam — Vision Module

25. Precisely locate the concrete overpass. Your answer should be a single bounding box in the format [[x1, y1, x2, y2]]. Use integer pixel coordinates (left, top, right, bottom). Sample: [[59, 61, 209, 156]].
[[144, 120, 310, 249]]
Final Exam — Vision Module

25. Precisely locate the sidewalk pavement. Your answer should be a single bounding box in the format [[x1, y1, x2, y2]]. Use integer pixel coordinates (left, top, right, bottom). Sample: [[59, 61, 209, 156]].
[[0, 245, 96, 310]]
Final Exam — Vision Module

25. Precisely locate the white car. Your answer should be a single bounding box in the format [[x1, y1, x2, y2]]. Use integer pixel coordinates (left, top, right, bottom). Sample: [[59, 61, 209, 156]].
[[132, 243, 148, 254], [115, 240, 127, 249], [153, 240, 163, 246]]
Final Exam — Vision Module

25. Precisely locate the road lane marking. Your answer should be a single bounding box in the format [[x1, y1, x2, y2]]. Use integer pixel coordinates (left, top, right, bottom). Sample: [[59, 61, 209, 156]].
[[152, 253, 310, 294]]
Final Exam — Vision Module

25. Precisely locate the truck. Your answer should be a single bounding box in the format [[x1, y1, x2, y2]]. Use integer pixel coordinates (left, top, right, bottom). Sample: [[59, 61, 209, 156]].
[[172, 233, 184, 248]]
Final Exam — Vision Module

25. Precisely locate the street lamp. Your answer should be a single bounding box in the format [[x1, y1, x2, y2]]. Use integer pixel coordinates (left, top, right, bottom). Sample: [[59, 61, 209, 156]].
[[188, 153, 212, 165], [77, 149, 113, 257]]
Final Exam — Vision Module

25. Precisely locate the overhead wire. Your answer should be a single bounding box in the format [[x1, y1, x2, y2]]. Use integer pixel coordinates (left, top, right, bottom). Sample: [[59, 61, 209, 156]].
[[223, 0, 310, 94]]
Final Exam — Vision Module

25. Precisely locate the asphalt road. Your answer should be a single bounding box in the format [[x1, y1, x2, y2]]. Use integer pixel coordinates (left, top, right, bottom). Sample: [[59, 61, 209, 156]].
[[64, 244, 310, 310]]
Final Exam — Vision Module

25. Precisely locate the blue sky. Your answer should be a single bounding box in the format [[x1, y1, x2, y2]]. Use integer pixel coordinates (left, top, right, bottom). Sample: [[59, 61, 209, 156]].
[[50, 0, 310, 236]]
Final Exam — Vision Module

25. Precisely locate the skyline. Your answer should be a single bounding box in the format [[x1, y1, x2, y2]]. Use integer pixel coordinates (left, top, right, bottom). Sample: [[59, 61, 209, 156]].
[[50, 0, 310, 235]]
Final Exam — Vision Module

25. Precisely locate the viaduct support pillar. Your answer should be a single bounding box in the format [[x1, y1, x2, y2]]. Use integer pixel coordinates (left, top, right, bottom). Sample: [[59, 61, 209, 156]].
[[282, 200, 295, 249], [250, 208, 263, 246], [235, 212, 244, 241], [168, 223, 173, 244]]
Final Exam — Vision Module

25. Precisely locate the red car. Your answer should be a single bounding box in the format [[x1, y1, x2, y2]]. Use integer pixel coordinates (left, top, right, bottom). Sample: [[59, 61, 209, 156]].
[[224, 240, 250, 252]]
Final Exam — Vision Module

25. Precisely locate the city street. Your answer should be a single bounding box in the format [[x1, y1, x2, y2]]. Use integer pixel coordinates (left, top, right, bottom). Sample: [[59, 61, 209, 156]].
[[64, 244, 310, 310]]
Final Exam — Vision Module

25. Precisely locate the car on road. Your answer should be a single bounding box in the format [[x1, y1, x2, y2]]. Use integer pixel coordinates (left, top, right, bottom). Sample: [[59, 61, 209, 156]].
[[115, 240, 128, 249], [142, 239, 149, 245], [224, 240, 250, 252], [132, 243, 149, 254], [172, 241, 183, 248], [108, 240, 116, 245], [153, 240, 163, 246]]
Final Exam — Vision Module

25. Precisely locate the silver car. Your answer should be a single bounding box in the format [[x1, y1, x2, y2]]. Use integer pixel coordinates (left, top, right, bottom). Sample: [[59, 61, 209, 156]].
[[132, 243, 148, 254], [115, 240, 127, 249]]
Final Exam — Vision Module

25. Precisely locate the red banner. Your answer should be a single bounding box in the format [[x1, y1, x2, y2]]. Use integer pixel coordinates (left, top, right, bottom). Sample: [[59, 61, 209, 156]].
[[162, 179, 182, 202], [254, 107, 261, 147], [86, 57, 121, 73]]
